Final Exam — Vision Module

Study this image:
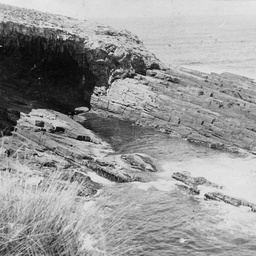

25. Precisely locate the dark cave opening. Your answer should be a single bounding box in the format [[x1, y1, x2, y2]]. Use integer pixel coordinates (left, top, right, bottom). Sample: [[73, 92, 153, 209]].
[[0, 35, 97, 113]]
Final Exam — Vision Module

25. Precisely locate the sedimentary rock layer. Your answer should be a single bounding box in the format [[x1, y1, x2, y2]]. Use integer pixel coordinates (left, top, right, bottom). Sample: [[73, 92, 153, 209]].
[[1, 3, 256, 153], [1, 108, 157, 192], [92, 69, 256, 152]]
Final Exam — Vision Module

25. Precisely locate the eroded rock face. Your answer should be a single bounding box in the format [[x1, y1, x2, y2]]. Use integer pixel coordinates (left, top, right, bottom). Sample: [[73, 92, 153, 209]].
[[0, 3, 161, 87], [0, 3, 162, 135], [0, 108, 157, 193], [91, 69, 256, 153], [1, 3, 256, 206], [1, 4, 256, 153]]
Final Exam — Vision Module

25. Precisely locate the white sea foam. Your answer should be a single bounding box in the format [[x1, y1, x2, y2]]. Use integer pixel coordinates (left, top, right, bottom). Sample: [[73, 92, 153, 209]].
[[133, 154, 256, 209], [160, 155, 256, 204], [87, 171, 114, 185], [133, 179, 177, 192]]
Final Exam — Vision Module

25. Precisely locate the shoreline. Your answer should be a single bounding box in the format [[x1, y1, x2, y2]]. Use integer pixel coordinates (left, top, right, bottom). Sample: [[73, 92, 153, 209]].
[[0, 3, 256, 254], [180, 64, 256, 82]]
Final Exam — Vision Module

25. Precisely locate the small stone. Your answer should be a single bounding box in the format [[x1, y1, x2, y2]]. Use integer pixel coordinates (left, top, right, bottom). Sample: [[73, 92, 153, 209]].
[[74, 107, 90, 114]]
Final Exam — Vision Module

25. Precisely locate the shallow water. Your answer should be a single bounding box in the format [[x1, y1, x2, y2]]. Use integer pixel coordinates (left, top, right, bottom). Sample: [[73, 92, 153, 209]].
[[84, 114, 256, 256], [85, 14, 256, 255]]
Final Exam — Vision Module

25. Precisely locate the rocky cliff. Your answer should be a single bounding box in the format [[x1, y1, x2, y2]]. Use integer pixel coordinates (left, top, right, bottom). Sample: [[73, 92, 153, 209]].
[[0, 3, 256, 193], [1, 3, 256, 153], [0, 3, 161, 132]]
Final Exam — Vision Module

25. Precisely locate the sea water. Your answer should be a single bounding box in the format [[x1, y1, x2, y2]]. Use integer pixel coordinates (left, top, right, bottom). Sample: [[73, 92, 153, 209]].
[[86, 15, 256, 255], [84, 115, 256, 256], [92, 15, 256, 80]]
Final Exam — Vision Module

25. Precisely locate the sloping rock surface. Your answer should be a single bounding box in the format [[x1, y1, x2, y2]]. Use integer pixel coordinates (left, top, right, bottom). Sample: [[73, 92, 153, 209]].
[[0, 3, 161, 135], [0, 3, 256, 153], [0, 108, 156, 191], [92, 70, 256, 153]]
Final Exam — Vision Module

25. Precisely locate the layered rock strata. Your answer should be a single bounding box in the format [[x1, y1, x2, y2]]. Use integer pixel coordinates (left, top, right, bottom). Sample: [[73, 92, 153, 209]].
[[91, 69, 256, 153], [0, 108, 157, 194], [1, 3, 256, 153], [0, 3, 161, 134], [0, 2, 256, 199]]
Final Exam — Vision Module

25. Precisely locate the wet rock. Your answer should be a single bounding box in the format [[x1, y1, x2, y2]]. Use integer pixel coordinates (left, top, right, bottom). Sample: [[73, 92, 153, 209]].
[[176, 184, 200, 195], [193, 176, 222, 188], [91, 153, 157, 183], [121, 153, 157, 172], [204, 192, 242, 206], [204, 191, 256, 212], [172, 172, 222, 189]]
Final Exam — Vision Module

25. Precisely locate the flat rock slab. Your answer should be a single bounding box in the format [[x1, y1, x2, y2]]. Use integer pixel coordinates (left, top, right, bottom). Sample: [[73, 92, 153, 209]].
[[3, 108, 157, 188]]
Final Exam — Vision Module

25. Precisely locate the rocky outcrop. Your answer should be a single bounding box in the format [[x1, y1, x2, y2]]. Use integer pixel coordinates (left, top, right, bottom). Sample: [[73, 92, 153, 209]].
[[172, 172, 222, 189], [172, 171, 222, 196], [91, 69, 256, 153], [0, 3, 161, 86], [0, 108, 157, 194], [205, 192, 256, 212], [1, 3, 256, 202], [0, 3, 162, 135], [173, 171, 256, 212], [1, 3, 256, 153]]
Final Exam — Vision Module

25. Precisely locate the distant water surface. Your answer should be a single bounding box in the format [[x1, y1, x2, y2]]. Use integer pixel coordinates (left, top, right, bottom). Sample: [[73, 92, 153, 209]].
[[92, 15, 256, 79]]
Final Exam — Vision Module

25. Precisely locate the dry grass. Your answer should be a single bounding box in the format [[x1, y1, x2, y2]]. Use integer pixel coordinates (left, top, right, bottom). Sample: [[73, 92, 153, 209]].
[[0, 154, 143, 256], [0, 171, 97, 255]]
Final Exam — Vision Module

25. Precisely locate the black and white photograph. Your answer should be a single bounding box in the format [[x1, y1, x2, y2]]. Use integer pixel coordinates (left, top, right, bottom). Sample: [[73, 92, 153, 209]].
[[0, 0, 256, 255]]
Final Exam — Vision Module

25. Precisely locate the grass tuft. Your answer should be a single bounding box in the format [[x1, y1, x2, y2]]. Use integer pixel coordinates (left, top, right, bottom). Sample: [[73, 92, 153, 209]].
[[0, 171, 97, 256], [0, 137, 144, 256]]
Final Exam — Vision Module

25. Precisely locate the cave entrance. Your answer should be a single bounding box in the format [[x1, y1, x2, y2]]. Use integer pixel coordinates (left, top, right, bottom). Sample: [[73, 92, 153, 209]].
[[0, 35, 97, 113]]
